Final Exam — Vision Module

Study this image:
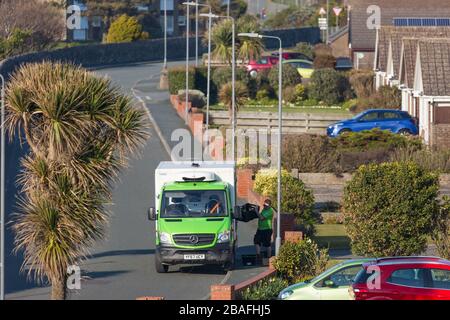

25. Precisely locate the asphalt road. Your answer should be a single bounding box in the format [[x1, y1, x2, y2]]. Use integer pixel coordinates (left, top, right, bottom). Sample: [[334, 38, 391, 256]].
[[3, 61, 265, 300]]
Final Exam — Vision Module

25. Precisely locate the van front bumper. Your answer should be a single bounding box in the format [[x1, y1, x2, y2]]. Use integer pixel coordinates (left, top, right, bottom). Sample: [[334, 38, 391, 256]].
[[156, 243, 232, 265]]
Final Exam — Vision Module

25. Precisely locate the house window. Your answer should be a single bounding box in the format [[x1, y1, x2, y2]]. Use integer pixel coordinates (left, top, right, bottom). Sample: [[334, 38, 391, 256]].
[[160, 15, 174, 34], [91, 16, 102, 27], [73, 16, 89, 41], [393, 17, 450, 27], [160, 0, 174, 11], [178, 15, 186, 26]]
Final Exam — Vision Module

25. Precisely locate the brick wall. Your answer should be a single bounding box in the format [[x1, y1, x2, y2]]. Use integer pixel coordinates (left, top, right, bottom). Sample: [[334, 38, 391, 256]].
[[237, 169, 253, 199], [331, 32, 350, 58], [431, 124, 450, 149]]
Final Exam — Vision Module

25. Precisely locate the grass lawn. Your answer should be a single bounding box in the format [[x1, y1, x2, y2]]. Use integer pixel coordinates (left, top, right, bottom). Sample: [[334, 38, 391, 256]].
[[313, 224, 351, 250]]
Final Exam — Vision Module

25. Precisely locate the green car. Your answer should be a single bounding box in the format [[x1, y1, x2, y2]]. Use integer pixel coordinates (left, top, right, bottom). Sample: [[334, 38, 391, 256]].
[[283, 59, 314, 79], [278, 258, 374, 300]]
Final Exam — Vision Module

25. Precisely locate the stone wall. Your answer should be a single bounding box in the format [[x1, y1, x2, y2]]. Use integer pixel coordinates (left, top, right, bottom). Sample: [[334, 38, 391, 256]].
[[0, 27, 320, 79]]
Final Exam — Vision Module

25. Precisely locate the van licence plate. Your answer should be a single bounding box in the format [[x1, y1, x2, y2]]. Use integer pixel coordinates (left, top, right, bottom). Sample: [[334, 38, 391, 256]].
[[184, 254, 205, 260]]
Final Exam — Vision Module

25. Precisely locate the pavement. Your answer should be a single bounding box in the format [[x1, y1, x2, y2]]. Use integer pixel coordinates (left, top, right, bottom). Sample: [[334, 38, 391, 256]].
[[3, 60, 266, 300]]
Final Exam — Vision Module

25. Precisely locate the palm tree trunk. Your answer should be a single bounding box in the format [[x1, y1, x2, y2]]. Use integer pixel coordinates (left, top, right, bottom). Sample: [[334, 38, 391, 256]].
[[51, 276, 67, 300]]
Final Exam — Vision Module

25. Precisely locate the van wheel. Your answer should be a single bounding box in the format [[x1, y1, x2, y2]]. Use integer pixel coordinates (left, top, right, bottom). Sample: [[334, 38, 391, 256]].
[[155, 254, 169, 273], [223, 247, 236, 272]]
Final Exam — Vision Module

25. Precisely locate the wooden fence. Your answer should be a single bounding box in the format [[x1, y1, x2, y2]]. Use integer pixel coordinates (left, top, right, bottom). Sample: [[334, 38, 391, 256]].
[[209, 110, 348, 134]]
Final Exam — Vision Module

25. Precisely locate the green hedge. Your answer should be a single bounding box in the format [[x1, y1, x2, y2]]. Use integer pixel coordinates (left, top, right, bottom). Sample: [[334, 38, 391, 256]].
[[168, 66, 195, 95], [343, 162, 440, 257]]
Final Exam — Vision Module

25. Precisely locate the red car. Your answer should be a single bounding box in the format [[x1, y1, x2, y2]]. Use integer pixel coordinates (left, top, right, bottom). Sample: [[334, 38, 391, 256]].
[[350, 256, 450, 300], [272, 52, 312, 61], [246, 56, 279, 78]]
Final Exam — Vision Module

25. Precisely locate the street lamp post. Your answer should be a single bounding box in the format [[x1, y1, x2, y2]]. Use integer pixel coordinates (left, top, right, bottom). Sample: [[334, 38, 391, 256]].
[[195, 1, 199, 67], [164, 0, 167, 68], [1, 74, 5, 300], [183, 2, 193, 124], [238, 33, 283, 256], [159, 0, 169, 90], [227, 0, 230, 17]]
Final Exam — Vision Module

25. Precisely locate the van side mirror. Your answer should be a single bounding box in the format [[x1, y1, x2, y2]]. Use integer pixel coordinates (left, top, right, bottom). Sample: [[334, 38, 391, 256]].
[[233, 206, 242, 221], [148, 207, 157, 221]]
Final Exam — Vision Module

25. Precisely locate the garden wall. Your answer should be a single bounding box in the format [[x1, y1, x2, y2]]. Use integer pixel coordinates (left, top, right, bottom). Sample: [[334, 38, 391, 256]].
[[0, 27, 320, 79]]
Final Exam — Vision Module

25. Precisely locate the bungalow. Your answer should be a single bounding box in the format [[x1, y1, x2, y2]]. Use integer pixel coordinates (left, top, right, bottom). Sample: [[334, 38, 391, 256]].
[[375, 27, 450, 89], [347, 0, 450, 69], [411, 39, 450, 147]]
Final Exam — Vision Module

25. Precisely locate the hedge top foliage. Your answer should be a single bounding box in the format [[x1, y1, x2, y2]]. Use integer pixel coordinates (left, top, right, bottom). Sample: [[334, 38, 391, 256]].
[[106, 14, 149, 43], [268, 63, 302, 92], [309, 68, 350, 105], [332, 128, 422, 152], [343, 161, 440, 257], [254, 168, 315, 235], [273, 239, 329, 284]]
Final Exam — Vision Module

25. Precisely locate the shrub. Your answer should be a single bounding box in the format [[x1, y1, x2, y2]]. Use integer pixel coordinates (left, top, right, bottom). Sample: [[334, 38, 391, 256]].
[[273, 239, 329, 284], [313, 53, 336, 69], [333, 128, 422, 152], [282, 86, 297, 104], [241, 277, 289, 300], [268, 63, 302, 93], [313, 43, 333, 57], [353, 85, 402, 113], [309, 68, 350, 105], [376, 85, 402, 108], [177, 89, 207, 108], [212, 67, 254, 99], [294, 42, 314, 60], [256, 89, 270, 101], [219, 81, 248, 114], [342, 99, 358, 111], [106, 14, 149, 43], [282, 135, 339, 173], [390, 146, 450, 173], [349, 70, 375, 99], [321, 213, 344, 225], [343, 162, 440, 257], [168, 66, 195, 95], [294, 84, 308, 103], [254, 169, 315, 235], [194, 66, 208, 96]]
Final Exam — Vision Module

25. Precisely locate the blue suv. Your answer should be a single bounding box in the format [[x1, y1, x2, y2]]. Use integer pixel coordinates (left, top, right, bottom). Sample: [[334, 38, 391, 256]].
[[327, 109, 419, 137]]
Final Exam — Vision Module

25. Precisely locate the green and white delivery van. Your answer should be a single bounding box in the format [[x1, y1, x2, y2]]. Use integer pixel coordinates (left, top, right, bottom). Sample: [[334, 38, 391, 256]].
[[148, 161, 242, 273]]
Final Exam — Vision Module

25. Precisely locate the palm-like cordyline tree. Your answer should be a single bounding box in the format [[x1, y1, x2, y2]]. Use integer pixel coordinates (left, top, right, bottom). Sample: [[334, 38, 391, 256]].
[[236, 15, 263, 62], [5, 62, 149, 300], [207, 16, 264, 65], [210, 19, 234, 65], [219, 81, 248, 124]]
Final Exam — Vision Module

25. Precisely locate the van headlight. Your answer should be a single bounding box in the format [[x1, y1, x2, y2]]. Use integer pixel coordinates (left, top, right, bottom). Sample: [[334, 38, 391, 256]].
[[159, 232, 172, 245], [217, 231, 230, 243], [279, 290, 294, 300]]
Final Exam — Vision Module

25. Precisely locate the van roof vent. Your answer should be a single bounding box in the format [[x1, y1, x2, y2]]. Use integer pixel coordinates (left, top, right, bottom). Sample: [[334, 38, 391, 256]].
[[175, 171, 217, 182]]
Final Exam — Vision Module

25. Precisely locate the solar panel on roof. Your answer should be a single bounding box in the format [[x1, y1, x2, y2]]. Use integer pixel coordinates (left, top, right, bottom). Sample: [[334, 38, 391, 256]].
[[393, 17, 450, 27]]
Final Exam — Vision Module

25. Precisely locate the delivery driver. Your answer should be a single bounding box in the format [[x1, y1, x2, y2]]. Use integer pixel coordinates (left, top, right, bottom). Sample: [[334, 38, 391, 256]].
[[254, 199, 274, 262]]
